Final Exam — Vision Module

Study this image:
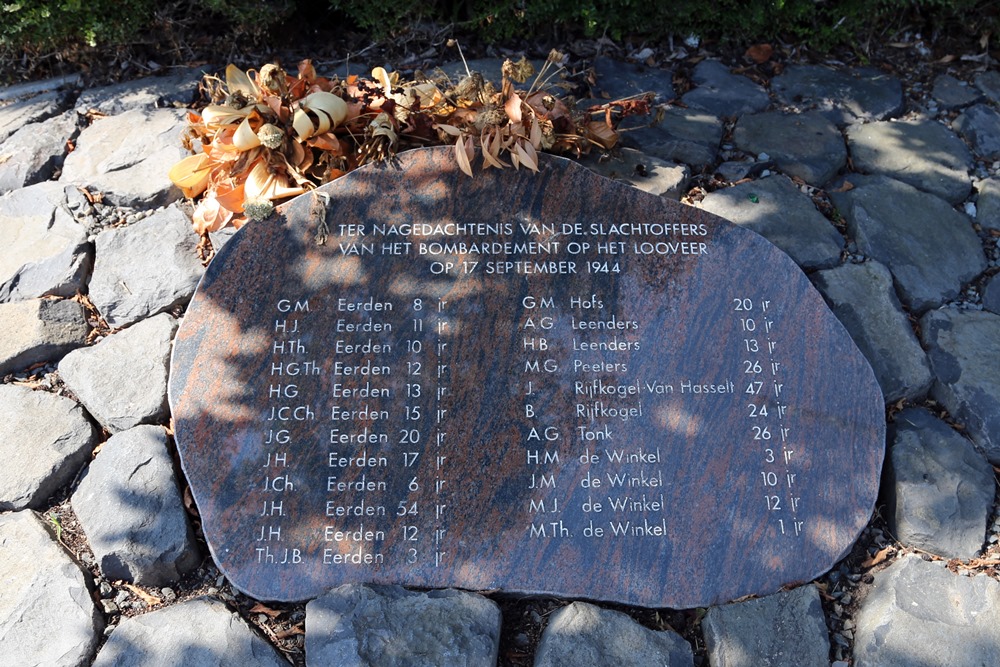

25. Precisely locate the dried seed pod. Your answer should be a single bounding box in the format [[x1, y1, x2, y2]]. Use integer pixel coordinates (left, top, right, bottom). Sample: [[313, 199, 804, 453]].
[[257, 124, 284, 149], [258, 64, 287, 95]]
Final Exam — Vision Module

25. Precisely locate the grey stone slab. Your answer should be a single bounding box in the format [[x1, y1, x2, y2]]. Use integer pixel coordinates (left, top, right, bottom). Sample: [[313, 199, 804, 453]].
[[830, 175, 987, 312], [305, 584, 501, 667], [846, 119, 973, 205], [171, 147, 886, 607], [714, 159, 771, 183], [88, 205, 204, 328], [772, 65, 904, 125], [71, 425, 198, 585], [974, 70, 1000, 103], [887, 407, 994, 559], [0, 74, 80, 103], [854, 555, 1000, 667], [0, 511, 102, 667], [0, 181, 92, 302], [974, 176, 1000, 232], [0, 90, 70, 143], [0, 298, 89, 376], [0, 385, 95, 510], [734, 110, 846, 186], [578, 147, 689, 199], [92, 597, 285, 667], [620, 108, 721, 169], [812, 261, 932, 403], [932, 74, 983, 110], [534, 601, 693, 667], [58, 313, 177, 433], [60, 108, 188, 207], [920, 308, 1000, 463], [74, 70, 202, 115], [953, 103, 1000, 160], [0, 110, 80, 194], [696, 174, 843, 270], [682, 60, 770, 118], [590, 56, 675, 102], [984, 273, 1000, 314], [703, 585, 829, 667]]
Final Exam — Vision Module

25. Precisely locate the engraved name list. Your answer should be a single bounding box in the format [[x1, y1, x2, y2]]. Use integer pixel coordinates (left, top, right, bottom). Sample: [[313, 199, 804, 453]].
[[169, 148, 884, 606]]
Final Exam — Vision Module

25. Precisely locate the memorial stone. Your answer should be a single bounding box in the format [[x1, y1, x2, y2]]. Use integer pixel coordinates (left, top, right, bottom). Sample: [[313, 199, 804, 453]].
[[169, 147, 884, 606]]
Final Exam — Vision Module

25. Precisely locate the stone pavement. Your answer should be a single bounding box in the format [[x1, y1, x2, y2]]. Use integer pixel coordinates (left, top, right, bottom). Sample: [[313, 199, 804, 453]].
[[1, 55, 1000, 666]]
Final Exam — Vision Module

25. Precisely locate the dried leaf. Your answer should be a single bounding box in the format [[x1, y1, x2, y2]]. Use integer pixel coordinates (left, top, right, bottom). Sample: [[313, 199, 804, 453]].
[[244, 160, 306, 201], [201, 104, 251, 129], [274, 625, 306, 639], [308, 133, 343, 153], [435, 123, 463, 137], [182, 485, 198, 515], [225, 64, 258, 98], [168, 153, 212, 198], [529, 115, 542, 149], [831, 180, 854, 193], [192, 196, 234, 234], [862, 546, 892, 569], [481, 131, 507, 169], [297, 59, 317, 82], [515, 140, 539, 172], [232, 116, 262, 151], [584, 121, 618, 150], [123, 583, 162, 607], [293, 92, 348, 140], [504, 92, 523, 124], [214, 182, 246, 213], [455, 136, 474, 177], [250, 602, 283, 619], [745, 43, 774, 64], [371, 66, 394, 96]]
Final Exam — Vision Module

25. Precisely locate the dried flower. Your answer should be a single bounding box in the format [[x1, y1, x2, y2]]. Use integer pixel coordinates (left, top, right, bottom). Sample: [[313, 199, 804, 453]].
[[170, 55, 642, 244]]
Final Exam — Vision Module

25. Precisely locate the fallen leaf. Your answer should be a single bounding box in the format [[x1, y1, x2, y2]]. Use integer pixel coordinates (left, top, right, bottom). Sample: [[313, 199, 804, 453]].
[[168, 153, 212, 199], [831, 180, 854, 193], [515, 141, 539, 172], [861, 546, 892, 569], [584, 121, 618, 149], [192, 196, 234, 234], [123, 583, 162, 607], [455, 136, 474, 177], [250, 602, 282, 618], [225, 64, 259, 98], [505, 92, 523, 124], [274, 625, 305, 639], [182, 485, 198, 516], [745, 43, 773, 64]]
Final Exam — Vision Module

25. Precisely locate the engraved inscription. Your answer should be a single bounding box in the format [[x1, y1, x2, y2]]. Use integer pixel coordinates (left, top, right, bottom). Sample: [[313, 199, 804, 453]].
[[170, 148, 884, 606]]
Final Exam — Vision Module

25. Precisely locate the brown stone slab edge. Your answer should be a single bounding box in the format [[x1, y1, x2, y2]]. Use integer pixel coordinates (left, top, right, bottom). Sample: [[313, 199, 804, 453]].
[[168, 146, 884, 606]]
